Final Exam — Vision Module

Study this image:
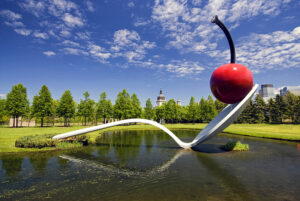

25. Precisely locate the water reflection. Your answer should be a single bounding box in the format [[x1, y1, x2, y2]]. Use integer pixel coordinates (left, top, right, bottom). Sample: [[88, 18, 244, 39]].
[[1, 155, 23, 177], [1, 130, 300, 201]]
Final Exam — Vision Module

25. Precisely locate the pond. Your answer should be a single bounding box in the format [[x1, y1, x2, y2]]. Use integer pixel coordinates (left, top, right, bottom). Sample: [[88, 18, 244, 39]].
[[1, 130, 300, 201]]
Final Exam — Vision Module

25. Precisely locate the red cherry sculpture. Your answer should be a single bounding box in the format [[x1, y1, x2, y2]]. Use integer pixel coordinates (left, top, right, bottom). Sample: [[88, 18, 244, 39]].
[[210, 63, 253, 104], [210, 16, 253, 104]]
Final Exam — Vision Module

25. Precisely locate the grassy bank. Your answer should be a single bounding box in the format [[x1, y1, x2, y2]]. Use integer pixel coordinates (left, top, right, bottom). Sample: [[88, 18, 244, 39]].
[[1, 123, 300, 153]]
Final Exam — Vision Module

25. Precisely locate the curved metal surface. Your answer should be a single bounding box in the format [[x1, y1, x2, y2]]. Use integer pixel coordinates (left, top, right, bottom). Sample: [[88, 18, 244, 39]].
[[53, 84, 258, 149]]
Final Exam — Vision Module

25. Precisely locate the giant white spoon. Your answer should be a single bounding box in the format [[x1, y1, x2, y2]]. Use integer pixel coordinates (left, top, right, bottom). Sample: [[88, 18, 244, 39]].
[[53, 84, 258, 149]]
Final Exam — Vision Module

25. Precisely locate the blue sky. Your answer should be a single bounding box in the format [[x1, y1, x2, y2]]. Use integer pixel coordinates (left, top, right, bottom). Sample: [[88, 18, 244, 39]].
[[0, 0, 300, 105]]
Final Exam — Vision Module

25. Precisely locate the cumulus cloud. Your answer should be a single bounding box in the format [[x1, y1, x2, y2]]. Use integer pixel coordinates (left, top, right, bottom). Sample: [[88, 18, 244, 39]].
[[0, 9, 22, 20], [4, 21, 24, 27], [33, 31, 49, 39], [63, 13, 84, 27], [19, 0, 45, 17], [209, 26, 300, 73], [14, 28, 31, 36], [43, 51, 56, 56], [151, 0, 291, 53], [62, 40, 80, 47], [111, 29, 156, 62], [85, 0, 95, 12], [63, 47, 88, 56]]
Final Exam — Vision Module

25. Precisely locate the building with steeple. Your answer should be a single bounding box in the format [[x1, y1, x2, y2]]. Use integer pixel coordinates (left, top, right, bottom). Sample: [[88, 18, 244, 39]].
[[156, 89, 166, 107]]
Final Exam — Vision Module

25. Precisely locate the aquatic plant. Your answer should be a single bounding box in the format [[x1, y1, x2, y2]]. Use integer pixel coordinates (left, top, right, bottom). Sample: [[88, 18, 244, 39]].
[[223, 141, 249, 151]]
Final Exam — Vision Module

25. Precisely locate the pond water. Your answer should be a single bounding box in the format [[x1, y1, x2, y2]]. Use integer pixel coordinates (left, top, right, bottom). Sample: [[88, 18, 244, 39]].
[[1, 130, 300, 201]]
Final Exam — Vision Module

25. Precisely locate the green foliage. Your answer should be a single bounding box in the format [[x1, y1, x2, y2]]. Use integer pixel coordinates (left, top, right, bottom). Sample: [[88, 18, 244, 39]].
[[32, 85, 53, 127], [77, 91, 95, 125], [97, 92, 113, 123], [131, 93, 142, 118], [57, 90, 75, 126], [187, 96, 197, 123], [215, 99, 226, 113], [113, 89, 133, 120], [165, 99, 179, 123], [15, 134, 57, 148], [5, 83, 29, 127], [0, 99, 9, 124], [223, 141, 249, 151], [252, 95, 266, 123], [144, 98, 154, 119], [56, 141, 83, 149], [154, 104, 165, 122]]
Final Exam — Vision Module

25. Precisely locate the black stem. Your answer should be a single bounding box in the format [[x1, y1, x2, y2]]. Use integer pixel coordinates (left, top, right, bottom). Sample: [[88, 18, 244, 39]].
[[211, 15, 236, 63]]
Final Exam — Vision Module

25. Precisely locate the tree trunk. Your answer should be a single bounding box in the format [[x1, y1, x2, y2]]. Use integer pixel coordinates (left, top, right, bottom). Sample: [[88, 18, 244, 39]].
[[13, 116, 15, 127], [84, 116, 86, 126], [41, 118, 44, 127], [16, 116, 18, 128]]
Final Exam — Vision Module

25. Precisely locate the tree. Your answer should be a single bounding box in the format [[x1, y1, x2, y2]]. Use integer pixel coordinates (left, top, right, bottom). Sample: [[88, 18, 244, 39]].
[[77, 91, 95, 126], [5, 84, 29, 127], [268, 98, 281, 124], [52, 99, 59, 126], [275, 95, 287, 123], [131, 93, 142, 118], [31, 85, 53, 127], [215, 99, 226, 113], [154, 103, 165, 123], [252, 94, 266, 123], [197, 97, 206, 122], [113, 89, 133, 120], [144, 98, 154, 120], [97, 92, 113, 124], [0, 99, 8, 124], [165, 99, 177, 123], [206, 95, 217, 121], [236, 100, 255, 123], [284, 91, 298, 123], [187, 96, 197, 123], [57, 90, 75, 126], [294, 97, 300, 123]]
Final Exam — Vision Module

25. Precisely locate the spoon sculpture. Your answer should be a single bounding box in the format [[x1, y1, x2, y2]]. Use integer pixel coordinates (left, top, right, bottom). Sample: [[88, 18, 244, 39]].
[[53, 16, 258, 149]]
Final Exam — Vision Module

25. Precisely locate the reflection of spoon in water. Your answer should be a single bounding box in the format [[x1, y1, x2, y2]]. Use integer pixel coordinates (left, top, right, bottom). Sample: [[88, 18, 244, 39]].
[[53, 84, 258, 149], [59, 149, 188, 177]]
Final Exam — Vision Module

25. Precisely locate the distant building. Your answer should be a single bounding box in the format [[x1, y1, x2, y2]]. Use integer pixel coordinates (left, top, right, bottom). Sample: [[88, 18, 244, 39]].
[[176, 99, 182, 106], [156, 89, 166, 107], [259, 84, 275, 102], [280, 87, 288, 96]]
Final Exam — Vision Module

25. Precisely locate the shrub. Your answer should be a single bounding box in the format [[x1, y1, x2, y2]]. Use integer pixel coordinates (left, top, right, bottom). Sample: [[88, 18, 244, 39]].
[[15, 134, 57, 149], [223, 140, 249, 151], [56, 141, 83, 149], [15, 134, 89, 149]]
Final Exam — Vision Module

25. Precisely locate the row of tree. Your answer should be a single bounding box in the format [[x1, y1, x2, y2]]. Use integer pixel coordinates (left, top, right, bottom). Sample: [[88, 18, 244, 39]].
[[1, 83, 300, 127]]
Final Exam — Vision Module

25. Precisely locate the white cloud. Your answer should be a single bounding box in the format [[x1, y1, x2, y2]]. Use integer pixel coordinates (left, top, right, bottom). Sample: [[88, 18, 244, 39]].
[[33, 31, 49, 39], [75, 32, 91, 40], [14, 28, 31, 36], [63, 40, 80, 47], [158, 60, 205, 77], [60, 30, 71, 37], [63, 47, 88, 56], [151, 0, 291, 53], [211, 26, 300, 72], [113, 29, 140, 47], [48, 0, 79, 17], [128, 1, 135, 8], [88, 44, 111, 60], [4, 21, 24, 27], [111, 29, 156, 62], [63, 13, 84, 27], [0, 9, 22, 20], [19, 0, 45, 17], [43, 51, 56, 56], [133, 19, 150, 27], [86, 0, 95, 12]]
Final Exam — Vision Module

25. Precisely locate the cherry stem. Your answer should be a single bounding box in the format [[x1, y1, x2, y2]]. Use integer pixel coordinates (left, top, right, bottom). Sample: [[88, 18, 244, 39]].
[[211, 15, 236, 63]]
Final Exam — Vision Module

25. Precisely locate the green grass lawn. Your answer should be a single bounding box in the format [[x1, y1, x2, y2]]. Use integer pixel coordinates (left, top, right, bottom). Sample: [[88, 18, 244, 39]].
[[1, 123, 300, 153]]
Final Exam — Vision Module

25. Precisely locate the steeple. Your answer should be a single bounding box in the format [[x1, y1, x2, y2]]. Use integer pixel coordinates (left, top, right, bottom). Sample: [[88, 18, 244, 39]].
[[160, 88, 162, 94]]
